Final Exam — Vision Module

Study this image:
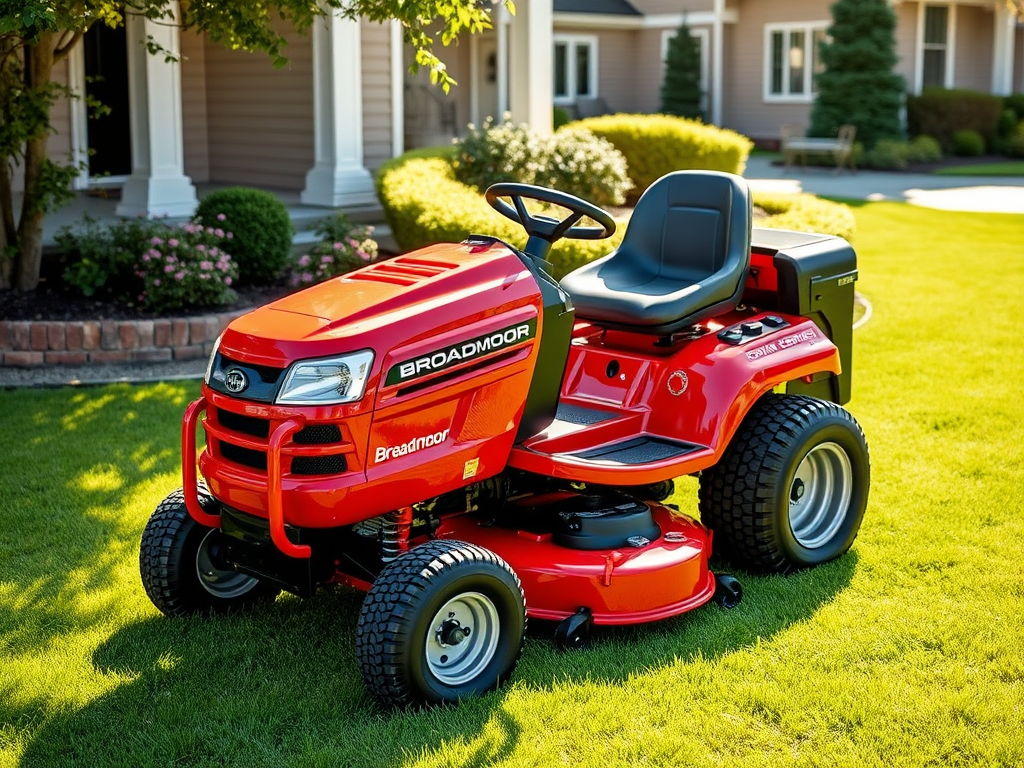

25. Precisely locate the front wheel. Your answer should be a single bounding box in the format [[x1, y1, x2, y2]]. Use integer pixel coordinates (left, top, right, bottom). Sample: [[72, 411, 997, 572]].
[[699, 394, 870, 573], [140, 486, 280, 616], [355, 540, 526, 707]]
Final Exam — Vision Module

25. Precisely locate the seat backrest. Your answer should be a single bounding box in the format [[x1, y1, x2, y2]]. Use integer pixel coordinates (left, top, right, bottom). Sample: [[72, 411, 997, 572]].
[[618, 170, 752, 287]]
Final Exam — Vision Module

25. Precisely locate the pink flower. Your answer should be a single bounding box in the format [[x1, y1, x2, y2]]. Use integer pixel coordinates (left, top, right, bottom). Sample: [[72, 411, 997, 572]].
[[153, 278, 161, 286], [321, 255, 334, 264], [164, 265, 174, 273], [298, 254, 311, 268], [216, 213, 226, 222], [358, 250, 371, 262], [226, 232, 234, 239], [200, 261, 213, 270], [196, 244, 206, 252], [214, 228, 224, 238], [142, 254, 150, 263], [150, 236, 164, 245], [225, 276, 233, 286], [168, 238, 179, 247], [333, 242, 343, 250], [175, 271, 185, 281], [301, 272, 313, 283]]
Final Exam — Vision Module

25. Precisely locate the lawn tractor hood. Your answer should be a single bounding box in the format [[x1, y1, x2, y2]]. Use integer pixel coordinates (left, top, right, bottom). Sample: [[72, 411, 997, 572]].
[[195, 238, 575, 526]]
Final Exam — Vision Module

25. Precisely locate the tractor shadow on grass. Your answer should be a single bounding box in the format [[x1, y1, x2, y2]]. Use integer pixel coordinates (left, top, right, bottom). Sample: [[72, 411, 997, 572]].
[[18, 551, 857, 768]]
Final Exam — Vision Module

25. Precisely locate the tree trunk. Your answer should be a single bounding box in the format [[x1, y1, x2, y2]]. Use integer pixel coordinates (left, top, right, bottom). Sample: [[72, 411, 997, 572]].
[[0, 159, 12, 290], [13, 35, 55, 292]]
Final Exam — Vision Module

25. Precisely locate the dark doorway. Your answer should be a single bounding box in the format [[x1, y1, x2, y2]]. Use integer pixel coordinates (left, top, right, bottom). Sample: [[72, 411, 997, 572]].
[[84, 23, 132, 177]]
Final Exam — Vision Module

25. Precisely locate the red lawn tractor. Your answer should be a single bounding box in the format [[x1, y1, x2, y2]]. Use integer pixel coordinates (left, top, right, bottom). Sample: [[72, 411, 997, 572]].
[[140, 171, 869, 707]]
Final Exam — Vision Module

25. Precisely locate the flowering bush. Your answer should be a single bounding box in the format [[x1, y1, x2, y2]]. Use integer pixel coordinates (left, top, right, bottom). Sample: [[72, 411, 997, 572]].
[[289, 214, 378, 288], [452, 116, 632, 207], [136, 222, 239, 312]]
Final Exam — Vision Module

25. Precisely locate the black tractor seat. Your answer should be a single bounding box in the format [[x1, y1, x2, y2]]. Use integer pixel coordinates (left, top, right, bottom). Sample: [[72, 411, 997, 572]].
[[560, 171, 752, 335]]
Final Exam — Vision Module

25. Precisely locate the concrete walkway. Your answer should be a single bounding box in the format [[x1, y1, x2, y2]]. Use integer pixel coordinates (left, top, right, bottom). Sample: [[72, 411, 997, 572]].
[[743, 155, 1024, 214]]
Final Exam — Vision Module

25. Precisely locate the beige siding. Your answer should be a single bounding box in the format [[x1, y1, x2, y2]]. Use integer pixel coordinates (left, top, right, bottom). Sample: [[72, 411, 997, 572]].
[[721, 0, 833, 142], [894, 1, 919, 89], [629, 0, 714, 15], [953, 4, 993, 91], [180, 30, 209, 183], [634, 27, 667, 114], [361, 20, 393, 171], [592, 28, 638, 112], [204, 22, 314, 190]]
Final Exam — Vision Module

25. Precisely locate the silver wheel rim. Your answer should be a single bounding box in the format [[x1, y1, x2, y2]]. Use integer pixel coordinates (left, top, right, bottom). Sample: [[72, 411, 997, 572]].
[[788, 441, 853, 549], [425, 592, 500, 686], [195, 529, 260, 599]]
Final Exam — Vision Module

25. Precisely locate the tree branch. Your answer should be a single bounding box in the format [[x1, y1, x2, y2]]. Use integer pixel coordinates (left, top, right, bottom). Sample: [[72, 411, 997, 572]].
[[54, 30, 84, 62]]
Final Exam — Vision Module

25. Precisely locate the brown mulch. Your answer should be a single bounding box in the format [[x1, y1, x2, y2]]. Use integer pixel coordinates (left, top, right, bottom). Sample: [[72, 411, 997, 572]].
[[0, 284, 292, 323]]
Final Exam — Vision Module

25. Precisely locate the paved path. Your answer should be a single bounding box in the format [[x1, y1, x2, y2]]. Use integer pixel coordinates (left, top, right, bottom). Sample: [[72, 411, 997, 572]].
[[743, 155, 1024, 214]]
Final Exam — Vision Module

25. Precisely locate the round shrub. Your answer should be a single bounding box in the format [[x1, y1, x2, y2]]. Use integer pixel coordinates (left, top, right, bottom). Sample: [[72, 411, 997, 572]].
[[195, 187, 294, 285], [951, 129, 985, 157], [1005, 119, 1024, 158], [907, 135, 942, 164], [452, 117, 547, 192], [752, 192, 856, 243], [864, 139, 910, 170], [574, 114, 753, 203]]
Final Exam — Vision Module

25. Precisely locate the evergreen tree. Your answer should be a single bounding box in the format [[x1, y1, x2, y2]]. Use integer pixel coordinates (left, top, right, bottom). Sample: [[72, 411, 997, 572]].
[[661, 22, 704, 120], [809, 0, 905, 148]]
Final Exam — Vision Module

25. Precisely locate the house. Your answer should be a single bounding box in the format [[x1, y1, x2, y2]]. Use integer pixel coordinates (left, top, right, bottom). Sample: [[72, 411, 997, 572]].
[[24, 0, 1024, 222]]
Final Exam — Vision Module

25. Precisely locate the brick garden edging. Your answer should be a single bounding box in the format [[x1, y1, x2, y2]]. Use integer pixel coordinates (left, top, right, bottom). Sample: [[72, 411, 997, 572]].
[[0, 310, 249, 368]]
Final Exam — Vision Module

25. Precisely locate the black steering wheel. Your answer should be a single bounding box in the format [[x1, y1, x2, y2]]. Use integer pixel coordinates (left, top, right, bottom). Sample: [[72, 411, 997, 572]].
[[485, 183, 616, 245]]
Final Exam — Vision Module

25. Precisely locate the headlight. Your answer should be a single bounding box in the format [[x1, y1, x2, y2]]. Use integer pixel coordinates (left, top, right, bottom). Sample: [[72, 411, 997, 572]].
[[205, 334, 223, 384], [276, 350, 375, 406]]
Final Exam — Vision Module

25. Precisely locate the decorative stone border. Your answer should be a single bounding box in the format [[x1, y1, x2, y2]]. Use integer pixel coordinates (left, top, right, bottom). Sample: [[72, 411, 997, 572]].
[[0, 310, 249, 368]]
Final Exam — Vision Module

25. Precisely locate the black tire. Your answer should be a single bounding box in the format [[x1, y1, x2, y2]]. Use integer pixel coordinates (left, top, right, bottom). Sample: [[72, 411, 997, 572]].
[[140, 486, 280, 616], [356, 540, 526, 707], [699, 394, 870, 574]]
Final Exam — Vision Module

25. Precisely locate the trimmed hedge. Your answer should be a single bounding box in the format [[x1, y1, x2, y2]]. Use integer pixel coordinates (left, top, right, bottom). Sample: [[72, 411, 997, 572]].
[[906, 88, 1002, 152], [376, 152, 621, 279], [377, 150, 856, 280], [573, 114, 753, 203], [753, 192, 856, 243]]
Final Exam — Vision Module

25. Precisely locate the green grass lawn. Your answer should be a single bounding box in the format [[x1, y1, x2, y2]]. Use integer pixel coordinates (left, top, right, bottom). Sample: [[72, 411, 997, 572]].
[[932, 161, 1024, 176], [3, 203, 1024, 767]]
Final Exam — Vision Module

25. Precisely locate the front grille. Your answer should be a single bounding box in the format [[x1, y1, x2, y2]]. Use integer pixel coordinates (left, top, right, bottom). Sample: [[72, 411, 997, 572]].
[[217, 408, 270, 438], [293, 424, 342, 445], [220, 441, 267, 471], [221, 356, 284, 384], [292, 455, 348, 476]]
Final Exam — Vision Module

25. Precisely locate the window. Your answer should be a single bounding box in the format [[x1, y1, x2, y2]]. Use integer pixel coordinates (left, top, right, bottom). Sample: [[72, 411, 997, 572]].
[[922, 5, 950, 88], [553, 35, 598, 104], [661, 27, 710, 113], [764, 22, 830, 102]]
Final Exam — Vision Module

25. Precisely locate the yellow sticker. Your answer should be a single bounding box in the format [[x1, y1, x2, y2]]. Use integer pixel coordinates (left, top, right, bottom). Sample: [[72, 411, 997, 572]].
[[463, 458, 480, 480]]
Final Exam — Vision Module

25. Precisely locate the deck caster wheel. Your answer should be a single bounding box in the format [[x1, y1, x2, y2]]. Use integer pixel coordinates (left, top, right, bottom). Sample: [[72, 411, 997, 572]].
[[713, 573, 743, 609], [554, 607, 593, 650]]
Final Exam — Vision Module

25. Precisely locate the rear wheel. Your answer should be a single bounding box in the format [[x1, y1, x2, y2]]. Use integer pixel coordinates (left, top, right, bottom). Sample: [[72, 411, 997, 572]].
[[699, 394, 869, 573], [140, 486, 280, 616], [356, 540, 526, 707]]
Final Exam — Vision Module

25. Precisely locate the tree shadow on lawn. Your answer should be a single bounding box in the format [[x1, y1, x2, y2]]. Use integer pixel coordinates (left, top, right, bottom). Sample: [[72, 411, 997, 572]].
[[18, 552, 857, 768]]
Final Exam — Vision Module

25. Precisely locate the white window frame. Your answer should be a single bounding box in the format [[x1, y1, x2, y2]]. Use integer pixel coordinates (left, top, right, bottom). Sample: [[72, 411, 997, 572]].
[[661, 27, 710, 114], [553, 34, 598, 105], [915, 3, 957, 93], [763, 21, 830, 103]]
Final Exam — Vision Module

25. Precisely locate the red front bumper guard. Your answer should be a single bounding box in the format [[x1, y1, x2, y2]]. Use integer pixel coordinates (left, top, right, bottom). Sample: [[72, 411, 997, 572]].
[[182, 397, 311, 559]]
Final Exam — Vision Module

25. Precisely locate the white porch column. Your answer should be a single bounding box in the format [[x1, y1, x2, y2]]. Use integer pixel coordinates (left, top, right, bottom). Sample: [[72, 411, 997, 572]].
[[711, 0, 725, 127], [497, 5, 510, 116], [992, 2, 1017, 95], [509, 0, 553, 136], [116, 2, 198, 218], [301, 11, 376, 207]]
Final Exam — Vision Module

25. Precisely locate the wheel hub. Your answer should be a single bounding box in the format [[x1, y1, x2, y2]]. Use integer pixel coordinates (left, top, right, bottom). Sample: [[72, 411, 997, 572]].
[[195, 529, 261, 599], [425, 592, 500, 686], [788, 442, 854, 549]]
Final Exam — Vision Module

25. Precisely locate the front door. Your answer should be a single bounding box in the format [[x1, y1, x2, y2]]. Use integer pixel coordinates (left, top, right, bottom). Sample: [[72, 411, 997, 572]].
[[83, 23, 132, 178]]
